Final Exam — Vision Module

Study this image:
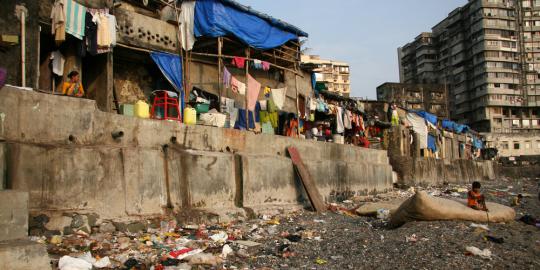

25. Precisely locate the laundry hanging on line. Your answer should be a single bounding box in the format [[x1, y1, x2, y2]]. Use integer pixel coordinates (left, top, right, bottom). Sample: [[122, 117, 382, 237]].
[[65, 0, 86, 40], [247, 74, 261, 111], [230, 76, 246, 95], [271, 87, 287, 110], [231, 57, 246, 69], [222, 67, 232, 89]]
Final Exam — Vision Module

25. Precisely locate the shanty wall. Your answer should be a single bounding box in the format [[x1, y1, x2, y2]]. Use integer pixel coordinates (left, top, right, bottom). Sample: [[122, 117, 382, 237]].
[[387, 125, 495, 186], [0, 87, 393, 221]]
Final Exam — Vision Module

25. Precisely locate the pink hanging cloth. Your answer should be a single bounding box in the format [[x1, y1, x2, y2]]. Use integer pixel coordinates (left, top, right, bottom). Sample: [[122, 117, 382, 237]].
[[231, 57, 246, 69], [247, 74, 261, 111], [261, 61, 271, 71]]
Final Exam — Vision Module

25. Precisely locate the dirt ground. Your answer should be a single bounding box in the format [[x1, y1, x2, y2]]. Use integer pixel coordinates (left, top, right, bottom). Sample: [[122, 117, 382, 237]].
[[237, 178, 540, 270], [39, 177, 540, 270]]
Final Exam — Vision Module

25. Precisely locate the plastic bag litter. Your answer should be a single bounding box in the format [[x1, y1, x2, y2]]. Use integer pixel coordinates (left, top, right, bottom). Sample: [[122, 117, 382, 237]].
[[376, 209, 390, 219], [177, 248, 203, 260], [466, 246, 492, 259], [58, 255, 93, 270], [93, 257, 111, 268], [188, 253, 223, 266], [221, 244, 233, 258], [209, 231, 228, 243], [470, 223, 490, 231]]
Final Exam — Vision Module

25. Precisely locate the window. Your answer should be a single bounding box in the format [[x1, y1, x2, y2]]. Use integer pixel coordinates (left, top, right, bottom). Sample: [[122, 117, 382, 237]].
[[537, 141, 540, 149], [502, 142, 509, 150], [525, 141, 531, 149], [514, 142, 520, 149]]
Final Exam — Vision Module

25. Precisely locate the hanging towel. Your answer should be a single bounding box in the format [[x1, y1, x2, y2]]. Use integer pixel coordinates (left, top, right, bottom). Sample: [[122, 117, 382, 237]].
[[407, 113, 428, 149], [65, 0, 86, 40], [231, 76, 246, 95], [247, 74, 261, 111], [343, 110, 352, 129], [261, 61, 271, 71], [232, 57, 246, 69], [252, 59, 262, 69], [336, 107, 345, 133], [106, 14, 117, 46], [223, 67, 231, 88], [50, 51, 65, 76], [271, 87, 287, 110], [179, 0, 196, 51], [51, 0, 66, 44], [261, 122, 275, 135], [96, 13, 111, 47], [267, 98, 278, 113], [259, 100, 267, 111]]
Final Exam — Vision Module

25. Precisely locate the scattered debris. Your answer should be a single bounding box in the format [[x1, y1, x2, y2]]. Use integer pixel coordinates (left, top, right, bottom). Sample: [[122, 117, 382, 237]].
[[470, 223, 490, 231], [465, 246, 492, 259]]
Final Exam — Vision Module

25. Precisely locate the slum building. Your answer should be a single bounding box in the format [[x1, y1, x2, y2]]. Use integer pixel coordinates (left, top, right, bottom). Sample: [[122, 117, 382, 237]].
[[1, 0, 313, 116]]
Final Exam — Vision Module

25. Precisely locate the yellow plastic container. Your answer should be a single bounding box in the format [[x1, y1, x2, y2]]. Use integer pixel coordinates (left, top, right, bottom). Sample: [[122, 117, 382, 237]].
[[183, 108, 197, 125], [134, 100, 150, 119]]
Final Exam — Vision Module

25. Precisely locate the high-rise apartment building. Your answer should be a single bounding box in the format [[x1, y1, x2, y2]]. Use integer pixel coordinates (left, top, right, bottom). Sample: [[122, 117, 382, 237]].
[[399, 0, 540, 134], [301, 55, 351, 97]]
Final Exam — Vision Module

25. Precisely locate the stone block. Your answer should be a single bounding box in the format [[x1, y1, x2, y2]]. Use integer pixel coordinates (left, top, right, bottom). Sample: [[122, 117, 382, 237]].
[[0, 191, 28, 241], [0, 240, 51, 270]]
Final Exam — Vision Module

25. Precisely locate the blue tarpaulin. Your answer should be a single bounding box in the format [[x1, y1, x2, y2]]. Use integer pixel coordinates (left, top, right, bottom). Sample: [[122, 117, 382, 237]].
[[473, 136, 484, 149], [194, 0, 304, 50], [428, 134, 437, 152], [454, 124, 469, 134], [150, 52, 185, 112], [441, 119, 469, 134], [442, 119, 454, 130], [414, 110, 438, 125]]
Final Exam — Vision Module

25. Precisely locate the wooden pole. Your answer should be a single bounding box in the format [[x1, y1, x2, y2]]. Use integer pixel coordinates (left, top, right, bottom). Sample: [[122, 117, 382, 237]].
[[188, 51, 302, 76], [294, 64, 300, 137], [173, 2, 187, 109], [244, 47, 250, 130], [218, 37, 223, 112]]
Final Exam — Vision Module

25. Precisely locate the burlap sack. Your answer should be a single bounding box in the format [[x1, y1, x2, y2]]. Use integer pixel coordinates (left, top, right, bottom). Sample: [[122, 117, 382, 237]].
[[390, 191, 516, 227]]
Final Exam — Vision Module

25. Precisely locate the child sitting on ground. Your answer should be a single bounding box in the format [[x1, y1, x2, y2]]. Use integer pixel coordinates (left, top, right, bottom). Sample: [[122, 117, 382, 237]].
[[468, 181, 488, 211]]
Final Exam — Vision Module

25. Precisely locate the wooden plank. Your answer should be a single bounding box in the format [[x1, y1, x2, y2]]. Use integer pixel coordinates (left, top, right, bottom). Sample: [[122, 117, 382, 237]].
[[287, 147, 326, 213]]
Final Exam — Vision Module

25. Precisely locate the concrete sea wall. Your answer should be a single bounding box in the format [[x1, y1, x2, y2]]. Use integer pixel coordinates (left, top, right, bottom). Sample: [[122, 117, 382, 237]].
[[390, 155, 495, 186], [0, 86, 393, 221]]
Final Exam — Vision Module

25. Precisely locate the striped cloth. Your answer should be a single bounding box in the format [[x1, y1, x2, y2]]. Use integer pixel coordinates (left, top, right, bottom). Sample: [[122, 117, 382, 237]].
[[65, 0, 86, 40]]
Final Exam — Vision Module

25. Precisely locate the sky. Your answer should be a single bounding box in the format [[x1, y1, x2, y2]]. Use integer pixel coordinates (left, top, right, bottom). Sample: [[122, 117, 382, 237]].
[[240, 0, 467, 99]]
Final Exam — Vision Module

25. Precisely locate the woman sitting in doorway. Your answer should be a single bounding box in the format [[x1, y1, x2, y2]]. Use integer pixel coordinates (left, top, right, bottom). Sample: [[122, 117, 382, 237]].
[[62, 71, 85, 97]]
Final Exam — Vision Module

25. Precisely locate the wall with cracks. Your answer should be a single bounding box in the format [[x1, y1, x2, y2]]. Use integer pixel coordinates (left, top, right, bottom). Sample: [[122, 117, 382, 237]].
[[0, 86, 393, 222]]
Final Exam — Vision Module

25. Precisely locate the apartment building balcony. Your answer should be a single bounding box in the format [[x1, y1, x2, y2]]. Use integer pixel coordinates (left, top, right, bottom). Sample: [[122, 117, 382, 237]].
[[452, 66, 466, 75], [455, 104, 472, 115], [484, 100, 521, 107]]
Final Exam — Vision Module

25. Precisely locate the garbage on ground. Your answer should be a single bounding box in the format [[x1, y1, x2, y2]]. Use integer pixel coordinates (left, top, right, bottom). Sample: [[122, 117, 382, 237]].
[[186, 252, 222, 266], [221, 244, 233, 258], [470, 223, 490, 231], [50, 235, 62, 245], [315, 257, 328, 265], [58, 255, 93, 270], [465, 246, 492, 259], [484, 235, 504, 244], [376, 209, 391, 219]]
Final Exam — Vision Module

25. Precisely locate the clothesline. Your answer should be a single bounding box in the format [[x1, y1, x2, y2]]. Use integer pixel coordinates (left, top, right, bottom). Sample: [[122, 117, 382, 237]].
[[189, 51, 303, 76]]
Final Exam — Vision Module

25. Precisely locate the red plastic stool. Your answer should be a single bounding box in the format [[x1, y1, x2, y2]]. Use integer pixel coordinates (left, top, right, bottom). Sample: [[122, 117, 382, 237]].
[[150, 90, 182, 122]]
